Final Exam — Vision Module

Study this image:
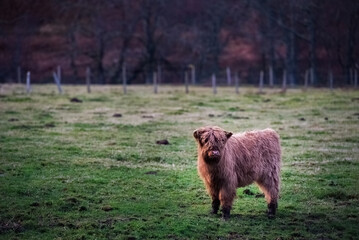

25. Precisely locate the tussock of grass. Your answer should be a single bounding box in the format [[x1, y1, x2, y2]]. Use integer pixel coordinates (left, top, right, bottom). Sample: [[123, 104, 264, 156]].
[[0, 85, 358, 239]]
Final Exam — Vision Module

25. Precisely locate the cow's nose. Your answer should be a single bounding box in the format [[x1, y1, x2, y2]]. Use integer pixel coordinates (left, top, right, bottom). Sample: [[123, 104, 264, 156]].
[[210, 150, 220, 156]]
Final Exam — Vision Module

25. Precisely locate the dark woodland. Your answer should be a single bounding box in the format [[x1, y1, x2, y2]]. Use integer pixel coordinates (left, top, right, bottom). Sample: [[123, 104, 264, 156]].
[[0, 0, 358, 86]]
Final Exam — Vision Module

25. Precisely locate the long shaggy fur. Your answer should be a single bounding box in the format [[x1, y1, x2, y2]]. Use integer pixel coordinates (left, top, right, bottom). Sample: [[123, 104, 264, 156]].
[[193, 126, 281, 219]]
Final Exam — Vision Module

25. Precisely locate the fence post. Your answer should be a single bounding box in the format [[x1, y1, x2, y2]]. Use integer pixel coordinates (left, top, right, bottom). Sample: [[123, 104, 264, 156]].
[[86, 67, 91, 93], [185, 71, 189, 94], [328, 69, 333, 91], [282, 69, 287, 93], [122, 63, 127, 94], [190, 64, 196, 85], [269, 65, 274, 88], [304, 69, 309, 91], [310, 67, 314, 85], [153, 72, 158, 94], [157, 65, 162, 84], [349, 68, 353, 86], [53, 71, 63, 94], [57, 65, 61, 84], [226, 67, 231, 86], [26, 71, 31, 94], [17, 66, 21, 84], [258, 70, 264, 93], [212, 74, 217, 95], [235, 72, 239, 94]]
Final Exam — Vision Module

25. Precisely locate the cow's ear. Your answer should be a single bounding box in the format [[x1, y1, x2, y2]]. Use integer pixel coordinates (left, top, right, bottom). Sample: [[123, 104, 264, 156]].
[[225, 131, 233, 139], [193, 129, 202, 139]]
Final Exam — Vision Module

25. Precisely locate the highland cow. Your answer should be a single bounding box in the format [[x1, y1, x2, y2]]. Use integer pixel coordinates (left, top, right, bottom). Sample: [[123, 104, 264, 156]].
[[193, 126, 281, 220]]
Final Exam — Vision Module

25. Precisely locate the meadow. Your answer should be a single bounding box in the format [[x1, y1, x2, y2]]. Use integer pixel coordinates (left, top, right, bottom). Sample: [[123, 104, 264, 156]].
[[0, 84, 358, 239]]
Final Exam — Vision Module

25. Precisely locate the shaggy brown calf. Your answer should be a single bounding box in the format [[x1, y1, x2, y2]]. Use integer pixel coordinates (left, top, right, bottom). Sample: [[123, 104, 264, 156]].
[[193, 126, 281, 220]]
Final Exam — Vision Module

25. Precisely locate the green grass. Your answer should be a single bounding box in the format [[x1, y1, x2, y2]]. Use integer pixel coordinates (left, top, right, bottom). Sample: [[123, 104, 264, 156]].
[[0, 84, 358, 239]]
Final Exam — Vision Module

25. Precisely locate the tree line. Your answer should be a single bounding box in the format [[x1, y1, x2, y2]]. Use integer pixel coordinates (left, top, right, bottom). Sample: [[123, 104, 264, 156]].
[[0, 0, 358, 87]]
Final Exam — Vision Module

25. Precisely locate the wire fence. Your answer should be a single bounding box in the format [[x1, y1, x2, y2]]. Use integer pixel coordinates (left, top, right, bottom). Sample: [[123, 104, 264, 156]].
[[3, 65, 358, 90]]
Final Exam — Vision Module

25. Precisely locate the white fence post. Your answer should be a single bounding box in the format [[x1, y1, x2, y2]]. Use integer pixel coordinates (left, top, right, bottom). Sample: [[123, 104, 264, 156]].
[[226, 67, 231, 86], [17, 66, 21, 84], [310, 67, 314, 85], [122, 63, 127, 94], [26, 71, 31, 94], [212, 74, 217, 95], [282, 69, 287, 92], [52, 71, 63, 94], [235, 72, 239, 94], [157, 65, 162, 84], [185, 71, 189, 94], [86, 67, 91, 93], [190, 64, 196, 85], [269, 66, 274, 88], [304, 69, 309, 90], [57, 65, 61, 83], [153, 72, 158, 94], [258, 70, 264, 93], [328, 69, 333, 90]]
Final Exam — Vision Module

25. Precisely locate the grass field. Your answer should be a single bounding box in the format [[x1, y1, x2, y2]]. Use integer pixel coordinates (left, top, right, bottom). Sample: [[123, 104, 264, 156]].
[[0, 84, 358, 239]]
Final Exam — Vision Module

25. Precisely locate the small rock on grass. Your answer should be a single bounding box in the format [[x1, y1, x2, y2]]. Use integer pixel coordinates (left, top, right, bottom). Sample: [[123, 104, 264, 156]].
[[44, 123, 55, 128], [70, 97, 82, 103], [156, 139, 169, 145], [101, 205, 113, 212], [113, 113, 122, 118]]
